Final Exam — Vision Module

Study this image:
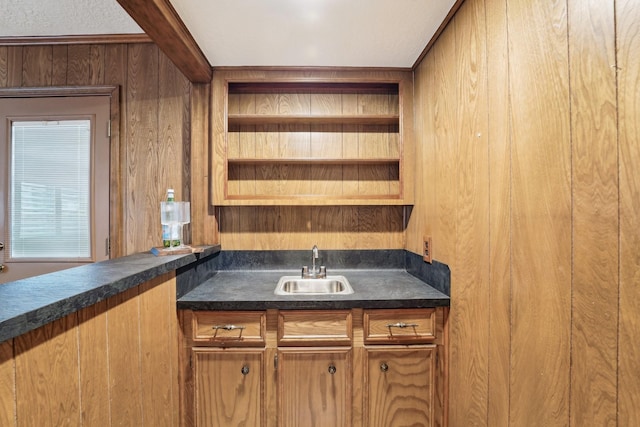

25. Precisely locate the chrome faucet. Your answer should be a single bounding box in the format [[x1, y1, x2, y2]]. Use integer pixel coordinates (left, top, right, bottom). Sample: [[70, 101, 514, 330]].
[[302, 245, 326, 278]]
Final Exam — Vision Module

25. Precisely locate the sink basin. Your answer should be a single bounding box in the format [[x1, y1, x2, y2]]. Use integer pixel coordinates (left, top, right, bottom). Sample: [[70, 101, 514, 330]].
[[274, 275, 354, 295]]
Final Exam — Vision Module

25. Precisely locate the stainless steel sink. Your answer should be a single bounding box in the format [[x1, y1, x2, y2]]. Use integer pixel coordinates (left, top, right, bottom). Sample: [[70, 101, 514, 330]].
[[274, 275, 354, 295]]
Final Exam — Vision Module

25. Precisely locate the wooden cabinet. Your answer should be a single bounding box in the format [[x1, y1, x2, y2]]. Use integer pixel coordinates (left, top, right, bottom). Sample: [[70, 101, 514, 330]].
[[211, 69, 415, 206], [192, 348, 264, 426], [362, 308, 442, 427], [278, 348, 352, 426], [180, 307, 447, 427]]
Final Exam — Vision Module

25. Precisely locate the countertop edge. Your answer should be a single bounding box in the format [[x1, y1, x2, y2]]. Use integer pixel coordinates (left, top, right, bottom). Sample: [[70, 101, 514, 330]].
[[0, 245, 221, 344]]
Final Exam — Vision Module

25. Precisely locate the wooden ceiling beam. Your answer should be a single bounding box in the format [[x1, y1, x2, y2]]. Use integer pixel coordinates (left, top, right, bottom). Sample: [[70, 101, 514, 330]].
[[116, 0, 212, 83]]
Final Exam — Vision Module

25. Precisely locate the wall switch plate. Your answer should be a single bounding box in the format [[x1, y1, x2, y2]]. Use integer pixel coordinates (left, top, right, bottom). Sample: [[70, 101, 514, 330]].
[[423, 235, 432, 263]]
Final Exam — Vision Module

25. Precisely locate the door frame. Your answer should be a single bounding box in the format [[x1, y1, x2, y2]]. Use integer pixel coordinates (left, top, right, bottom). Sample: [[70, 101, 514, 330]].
[[0, 85, 123, 259]]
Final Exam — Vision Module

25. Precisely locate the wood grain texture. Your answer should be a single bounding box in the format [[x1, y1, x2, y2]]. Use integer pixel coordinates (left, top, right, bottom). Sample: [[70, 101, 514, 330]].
[[115, 0, 211, 83], [77, 301, 111, 425], [0, 340, 16, 427], [278, 348, 352, 427], [21, 45, 52, 86], [51, 45, 68, 85], [190, 82, 216, 246], [568, 1, 619, 426], [411, 0, 633, 424], [126, 43, 159, 253], [617, 0, 640, 425], [193, 348, 264, 426], [107, 287, 143, 426], [15, 314, 80, 426], [450, 2, 491, 424], [0, 42, 191, 254], [509, 1, 572, 425], [485, 0, 512, 424], [364, 347, 435, 427], [139, 273, 180, 426]]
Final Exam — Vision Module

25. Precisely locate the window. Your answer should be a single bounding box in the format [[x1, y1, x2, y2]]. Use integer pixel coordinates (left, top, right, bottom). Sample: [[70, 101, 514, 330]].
[[10, 119, 92, 259]]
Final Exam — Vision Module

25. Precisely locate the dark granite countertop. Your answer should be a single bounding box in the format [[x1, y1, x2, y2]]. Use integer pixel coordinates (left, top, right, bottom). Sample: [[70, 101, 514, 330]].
[[0, 245, 220, 344], [177, 269, 450, 310]]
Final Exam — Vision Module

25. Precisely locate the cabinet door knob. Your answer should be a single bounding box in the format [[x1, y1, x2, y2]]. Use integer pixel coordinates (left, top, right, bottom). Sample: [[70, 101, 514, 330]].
[[241, 365, 250, 375], [380, 362, 389, 372], [328, 364, 336, 375], [0, 264, 5, 273]]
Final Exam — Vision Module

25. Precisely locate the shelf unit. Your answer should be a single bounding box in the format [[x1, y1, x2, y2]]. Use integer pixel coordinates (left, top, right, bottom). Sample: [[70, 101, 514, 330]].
[[211, 70, 414, 206]]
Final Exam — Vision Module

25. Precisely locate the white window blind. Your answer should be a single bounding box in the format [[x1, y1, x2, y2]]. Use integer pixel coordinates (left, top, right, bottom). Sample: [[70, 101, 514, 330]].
[[10, 120, 92, 259]]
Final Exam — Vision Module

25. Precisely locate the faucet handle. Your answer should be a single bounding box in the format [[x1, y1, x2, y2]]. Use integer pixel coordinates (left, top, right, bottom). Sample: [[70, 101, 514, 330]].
[[301, 266, 309, 278], [319, 266, 326, 278]]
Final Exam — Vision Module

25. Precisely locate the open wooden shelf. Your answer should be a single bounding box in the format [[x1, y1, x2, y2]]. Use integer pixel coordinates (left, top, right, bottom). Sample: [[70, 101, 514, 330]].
[[228, 114, 399, 126], [211, 70, 415, 206], [227, 157, 400, 165]]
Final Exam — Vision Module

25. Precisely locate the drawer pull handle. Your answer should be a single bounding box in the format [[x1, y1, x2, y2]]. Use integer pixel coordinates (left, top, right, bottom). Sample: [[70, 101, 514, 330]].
[[213, 324, 246, 331], [386, 322, 418, 329], [328, 364, 337, 375], [380, 362, 389, 372], [241, 365, 250, 375]]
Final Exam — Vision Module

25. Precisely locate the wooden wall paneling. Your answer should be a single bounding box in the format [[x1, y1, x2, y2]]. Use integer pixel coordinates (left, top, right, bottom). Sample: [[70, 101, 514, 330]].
[[311, 206, 345, 248], [280, 91, 311, 197], [508, 1, 572, 425], [4, 46, 23, 87], [51, 45, 68, 86], [104, 44, 128, 258], [107, 287, 143, 426], [220, 206, 255, 249], [342, 93, 360, 197], [21, 46, 52, 86], [255, 93, 280, 197], [452, 1, 490, 424], [568, 1, 619, 426], [617, 0, 640, 424], [0, 340, 16, 427], [126, 43, 159, 253], [358, 93, 391, 196], [159, 49, 191, 243], [253, 206, 280, 249], [278, 206, 312, 249], [77, 300, 111, 425], [310, 93, 342, 196], [433, 20, 457, 267], [485, 0, 512, 424], [0, 47, 7, 87], [139, 272, 180, 426], [237, 94, 257, 196], [15, 315, 80, 426], [67, 45, 105, 86]]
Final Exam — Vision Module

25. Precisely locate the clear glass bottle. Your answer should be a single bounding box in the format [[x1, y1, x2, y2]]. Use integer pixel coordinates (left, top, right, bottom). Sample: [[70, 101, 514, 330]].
[[162, 189, 180, 247]]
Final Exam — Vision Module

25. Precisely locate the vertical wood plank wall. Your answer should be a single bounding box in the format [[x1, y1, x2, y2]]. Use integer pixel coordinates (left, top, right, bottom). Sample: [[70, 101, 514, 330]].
[[0, 43, 200, 255], [0, 273, 180, 426], [408, 0, 639, 425]]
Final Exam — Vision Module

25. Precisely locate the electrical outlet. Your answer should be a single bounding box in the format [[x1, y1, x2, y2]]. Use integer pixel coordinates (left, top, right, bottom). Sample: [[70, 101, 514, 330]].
[[423, 235, 432, 263]]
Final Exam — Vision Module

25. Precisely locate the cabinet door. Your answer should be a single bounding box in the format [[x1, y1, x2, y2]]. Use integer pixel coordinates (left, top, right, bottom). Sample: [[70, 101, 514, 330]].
[[278, 348, 351, 427], [365, 346, 435, 427], [193, 348, 264, 427]]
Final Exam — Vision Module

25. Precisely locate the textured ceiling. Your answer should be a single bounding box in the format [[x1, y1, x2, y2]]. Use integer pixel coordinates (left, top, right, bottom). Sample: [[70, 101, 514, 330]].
[[0, 0, 456, 68], [0, 0, 142, 37]]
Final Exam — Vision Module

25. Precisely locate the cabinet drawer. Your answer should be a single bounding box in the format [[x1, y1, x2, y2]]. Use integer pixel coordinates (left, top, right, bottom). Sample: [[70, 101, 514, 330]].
[[364, 308, 436, 344], [278, 310, 352, 346], [192, 311, 266, 346]]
